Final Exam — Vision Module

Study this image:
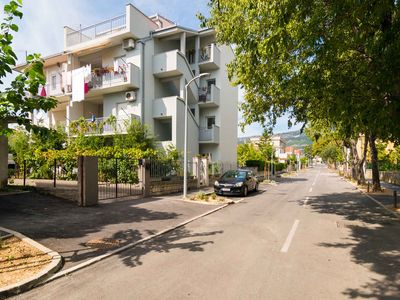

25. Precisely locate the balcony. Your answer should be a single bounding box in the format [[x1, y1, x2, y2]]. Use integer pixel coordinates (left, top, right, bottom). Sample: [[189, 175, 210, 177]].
[[198, 85, 220, 108], [65, 14, 127, 48], [39, 83, 65, 97], [67, 115, 140, 135], [198, 44, 221, 71], [199, 125, 220, 144], [153, 50, 198, 100], [153, 50, 186, 78], [86, 63, 140, 97]]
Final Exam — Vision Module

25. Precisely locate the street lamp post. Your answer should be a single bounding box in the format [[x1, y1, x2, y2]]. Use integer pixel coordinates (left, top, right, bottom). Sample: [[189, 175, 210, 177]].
[[183, 72, 210, 199]]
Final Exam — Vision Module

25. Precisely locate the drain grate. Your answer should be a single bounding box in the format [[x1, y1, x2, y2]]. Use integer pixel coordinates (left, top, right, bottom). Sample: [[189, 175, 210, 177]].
[[85, 238, 122, 249]]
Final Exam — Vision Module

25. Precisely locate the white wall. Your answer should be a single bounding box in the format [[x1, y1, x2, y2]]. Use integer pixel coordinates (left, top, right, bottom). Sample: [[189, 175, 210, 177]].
[[213, 44, 238, 164], [127, 4, 157, 39], [103, 92, 140, 118], [153, 96, 198, 160]]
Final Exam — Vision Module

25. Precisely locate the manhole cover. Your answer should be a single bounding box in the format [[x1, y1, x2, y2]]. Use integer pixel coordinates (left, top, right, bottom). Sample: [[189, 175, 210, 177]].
[[85, 238, 122, 249]]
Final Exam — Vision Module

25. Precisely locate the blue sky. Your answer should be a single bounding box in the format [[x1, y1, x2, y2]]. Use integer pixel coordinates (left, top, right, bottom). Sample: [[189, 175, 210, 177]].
[[1, 0, 302, 136]]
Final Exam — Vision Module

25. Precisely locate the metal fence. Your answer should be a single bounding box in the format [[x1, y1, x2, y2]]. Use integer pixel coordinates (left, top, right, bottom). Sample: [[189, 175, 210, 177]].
[[98, 157, 142, 200], [66, 14, 126, 47], [10, 159, 78, 188], [148, 160, 197, 181]]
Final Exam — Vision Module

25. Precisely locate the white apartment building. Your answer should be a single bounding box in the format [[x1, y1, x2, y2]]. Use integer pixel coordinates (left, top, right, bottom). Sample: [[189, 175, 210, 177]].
[[21, 4, 238, 164], [249, 135, 287, 163]]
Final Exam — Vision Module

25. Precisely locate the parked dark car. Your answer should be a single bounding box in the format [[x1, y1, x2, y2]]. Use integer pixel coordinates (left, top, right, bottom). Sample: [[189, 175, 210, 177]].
[[214, 169, 259, 196]]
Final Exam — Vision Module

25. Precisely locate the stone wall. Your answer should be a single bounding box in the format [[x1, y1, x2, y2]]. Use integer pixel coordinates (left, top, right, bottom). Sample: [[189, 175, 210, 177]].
[[366, 169, 400, 185], [150, 179, 198, 196]]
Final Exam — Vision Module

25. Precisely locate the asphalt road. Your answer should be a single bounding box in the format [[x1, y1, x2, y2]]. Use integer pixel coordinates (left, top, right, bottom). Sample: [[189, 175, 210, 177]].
[[14, 165, 400, 300]]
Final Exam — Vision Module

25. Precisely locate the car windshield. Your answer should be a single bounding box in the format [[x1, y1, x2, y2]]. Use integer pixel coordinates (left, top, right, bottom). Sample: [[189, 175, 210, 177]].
[[221, 170, 247, 180]]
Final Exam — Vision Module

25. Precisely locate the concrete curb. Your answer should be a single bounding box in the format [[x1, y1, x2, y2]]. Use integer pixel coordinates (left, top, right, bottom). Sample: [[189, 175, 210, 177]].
[[40, 202, 231, 286], [342, 177, 400, 220], [0, 190, 30, 197], [0, 227, 62, 298]]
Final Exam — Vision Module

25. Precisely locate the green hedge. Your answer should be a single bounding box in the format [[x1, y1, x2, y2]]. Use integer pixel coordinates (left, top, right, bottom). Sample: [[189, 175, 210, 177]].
[[245, 160, 287, 172]]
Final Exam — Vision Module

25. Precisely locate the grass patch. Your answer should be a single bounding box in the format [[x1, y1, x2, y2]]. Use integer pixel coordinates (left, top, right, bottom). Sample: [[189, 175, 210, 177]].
[[189, 192, 232, 204]]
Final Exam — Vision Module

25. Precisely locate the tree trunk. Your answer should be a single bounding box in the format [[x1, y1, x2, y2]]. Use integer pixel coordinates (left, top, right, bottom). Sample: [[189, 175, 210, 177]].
[[357, 134, 369, 185], [264, 160, 267, 180], [369, 134, 381, 192], [349, 136, 368, 185], [0, 134, 8, 190], [349, 139, 360, 181]]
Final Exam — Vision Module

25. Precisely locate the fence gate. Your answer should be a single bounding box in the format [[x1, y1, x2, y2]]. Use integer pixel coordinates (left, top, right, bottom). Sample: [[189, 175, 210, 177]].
[[98, 157, 143, 200]]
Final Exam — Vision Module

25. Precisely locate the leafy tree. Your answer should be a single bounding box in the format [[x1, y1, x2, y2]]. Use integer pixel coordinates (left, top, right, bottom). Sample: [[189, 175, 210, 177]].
[[200, 0, 400, 191], [237, 142, 260, 166], [0, 0, 57, 188], [255, 130, 273, 178], [114, 119, 155, 152], [8, 127, 29, 167]]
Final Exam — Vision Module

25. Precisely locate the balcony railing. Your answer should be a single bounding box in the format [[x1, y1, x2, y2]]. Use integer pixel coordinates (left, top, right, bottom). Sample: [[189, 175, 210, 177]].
[[199, 125, 220, 143], [67, 115, 140, 135], [198, 44, 221, 71], [198, 85, 220, 106], [66, 14, 126, 48], [199, 45, 212, 63], [88, 65, 129, 90]]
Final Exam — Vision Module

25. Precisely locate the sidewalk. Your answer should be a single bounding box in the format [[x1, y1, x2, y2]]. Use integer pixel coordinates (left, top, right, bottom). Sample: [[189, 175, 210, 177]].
[[358, 180, 400, 216], [0, 190, 222, 272]]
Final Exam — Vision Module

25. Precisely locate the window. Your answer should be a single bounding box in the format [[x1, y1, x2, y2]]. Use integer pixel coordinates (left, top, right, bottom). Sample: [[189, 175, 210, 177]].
[[207, 79, 216, 92], [51, 75, 57, 90], [190, 108, 195, 116], [187, 49, 195, 64], [207, 116, 215, 129]]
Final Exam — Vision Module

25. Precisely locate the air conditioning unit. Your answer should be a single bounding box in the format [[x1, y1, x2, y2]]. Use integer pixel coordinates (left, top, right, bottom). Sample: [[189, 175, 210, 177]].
[[123, 38, 135, 51], [125, 91, 136, 102]]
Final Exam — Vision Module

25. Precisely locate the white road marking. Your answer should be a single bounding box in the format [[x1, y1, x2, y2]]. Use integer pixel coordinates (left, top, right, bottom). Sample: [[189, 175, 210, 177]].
[[311, 171, 320, 186], [280, 219, 300, 253], [303, 196, 309, 206], [309, 187, 313, 193]]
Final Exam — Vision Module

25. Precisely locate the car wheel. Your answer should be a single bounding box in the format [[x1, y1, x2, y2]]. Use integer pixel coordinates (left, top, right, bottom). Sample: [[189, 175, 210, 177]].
[[254, 183, 259, 192], [242, 185, 248, 197]]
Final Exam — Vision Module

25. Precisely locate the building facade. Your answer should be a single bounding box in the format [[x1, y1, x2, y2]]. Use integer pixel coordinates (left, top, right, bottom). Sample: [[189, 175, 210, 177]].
[[23, 4, 238, 164]]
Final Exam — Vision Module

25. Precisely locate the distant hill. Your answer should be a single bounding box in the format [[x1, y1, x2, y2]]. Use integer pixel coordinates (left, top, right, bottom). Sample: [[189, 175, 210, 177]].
[[278, 130, 312, 150], [238, 130, 312, 150]]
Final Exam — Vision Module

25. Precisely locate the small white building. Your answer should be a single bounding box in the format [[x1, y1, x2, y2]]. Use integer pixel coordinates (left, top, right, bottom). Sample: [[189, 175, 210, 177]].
[[18, 4, 238, 164]]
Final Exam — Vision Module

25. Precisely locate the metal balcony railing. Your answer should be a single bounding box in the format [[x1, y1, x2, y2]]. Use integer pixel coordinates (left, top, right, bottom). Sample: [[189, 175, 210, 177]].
[[88, 65, 129, 90], [68, 115, 140, 135], [66, 14, 126, 47]]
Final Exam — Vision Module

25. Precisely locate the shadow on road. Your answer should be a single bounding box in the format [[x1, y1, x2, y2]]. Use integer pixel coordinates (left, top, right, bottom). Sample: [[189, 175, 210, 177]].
[[0, 192, 183, 266], [117, 227, 223, 268], [308, 192, 400, 299]]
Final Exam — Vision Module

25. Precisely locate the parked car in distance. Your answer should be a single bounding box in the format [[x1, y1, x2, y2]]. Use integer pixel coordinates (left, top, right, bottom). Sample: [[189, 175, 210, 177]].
[[214, 169, 259, 197]]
